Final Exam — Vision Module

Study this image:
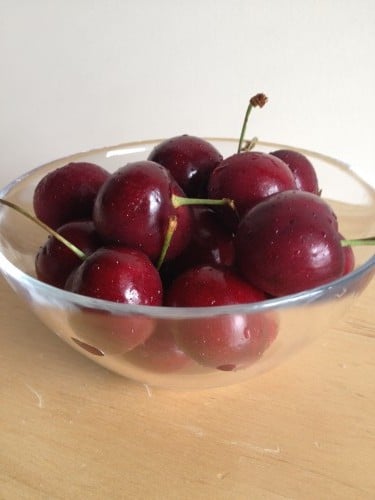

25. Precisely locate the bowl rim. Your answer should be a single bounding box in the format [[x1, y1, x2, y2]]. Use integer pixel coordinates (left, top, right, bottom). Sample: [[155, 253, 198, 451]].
[[0, 138, 374, 320]]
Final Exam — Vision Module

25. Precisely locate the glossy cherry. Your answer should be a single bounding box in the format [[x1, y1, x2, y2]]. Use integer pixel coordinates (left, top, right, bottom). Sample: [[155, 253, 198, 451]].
[[270, 149, 320, 194], [207, 151, 297, 225], [65, 246, 163, 353], [93, 161, 193, 263], [35, 220, 102, 288], [33, 162, 110, 229], [172, 313, 278, 371], [148, 134, 223, 197], [67, 246, 163, 305], [165, 265, 277, 370], [235, 190, 344, 296]]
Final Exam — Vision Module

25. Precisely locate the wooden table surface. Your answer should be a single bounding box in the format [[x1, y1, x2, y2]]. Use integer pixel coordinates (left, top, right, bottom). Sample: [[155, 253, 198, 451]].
[[0, 274, 374, 500]]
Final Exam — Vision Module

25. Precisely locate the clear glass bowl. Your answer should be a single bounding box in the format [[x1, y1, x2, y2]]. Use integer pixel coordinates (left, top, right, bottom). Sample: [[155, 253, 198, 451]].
[[0, 139, 374, 390]]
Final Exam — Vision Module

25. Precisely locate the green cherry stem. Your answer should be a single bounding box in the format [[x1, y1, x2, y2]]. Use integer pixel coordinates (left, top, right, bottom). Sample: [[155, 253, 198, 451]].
[[0, 198, 87, 260], [171, 194, 237, 212], [157, 195, 238, 269], [156, 215, 178, 270], [237, 93, 268, 154], [341, 236, 375, 247]]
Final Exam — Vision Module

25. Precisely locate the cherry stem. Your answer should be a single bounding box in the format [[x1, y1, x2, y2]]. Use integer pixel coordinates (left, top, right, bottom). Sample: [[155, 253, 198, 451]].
[[172, 194, 236, 212], [237, 93, 268, 154], [341, 236, 375, 247], [156, 215, 178, 270], [0, 198, 87, 260]]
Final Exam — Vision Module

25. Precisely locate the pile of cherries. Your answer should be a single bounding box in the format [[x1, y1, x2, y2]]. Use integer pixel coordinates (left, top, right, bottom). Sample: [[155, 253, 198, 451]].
[[26, 95, 363, 372]]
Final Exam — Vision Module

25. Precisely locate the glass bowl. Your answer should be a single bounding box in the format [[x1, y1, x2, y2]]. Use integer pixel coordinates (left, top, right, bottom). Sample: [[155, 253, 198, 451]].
[[0, 139, 374, 390]]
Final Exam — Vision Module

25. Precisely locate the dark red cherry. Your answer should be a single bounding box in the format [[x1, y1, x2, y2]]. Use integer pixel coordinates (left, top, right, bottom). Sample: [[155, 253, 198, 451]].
[[339, 233, 355, 275], [33, 162, 110, 229], [270, 149, 320, 194], [159, 206, 235, 286], [207, 151, 296, 225], [35, 220, 102, 288], [165, 265, 265, 307], [343, 245, 355, 275], [235, 190, 344, 296], [126, 322, 191, 373], [180, 206, 235, 267], [67, 246, 163, 305], [148, 135, 223, 196], [65, 246, 162, 353], [173, 313, 278, 371], [165, 265, 277, 370], [93, 161, 193, 263]]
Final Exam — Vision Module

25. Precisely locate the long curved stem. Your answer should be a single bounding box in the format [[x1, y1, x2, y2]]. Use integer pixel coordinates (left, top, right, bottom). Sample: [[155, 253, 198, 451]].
[[0, 198, 87, 260], [237, 93, 268, 153]]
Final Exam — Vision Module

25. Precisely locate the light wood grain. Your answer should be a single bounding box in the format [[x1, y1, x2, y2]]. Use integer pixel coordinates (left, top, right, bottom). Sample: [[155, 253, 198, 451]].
[[0, 275, 374, 500]]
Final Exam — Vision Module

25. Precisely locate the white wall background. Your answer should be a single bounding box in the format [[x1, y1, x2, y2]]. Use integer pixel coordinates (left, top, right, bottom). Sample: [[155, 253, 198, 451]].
[[1, 0, 374, 186]]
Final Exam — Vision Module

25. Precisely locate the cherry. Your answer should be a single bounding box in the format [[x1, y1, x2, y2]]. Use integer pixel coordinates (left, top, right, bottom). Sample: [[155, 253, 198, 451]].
[[35, 220, 102, 288], [208, 151, 297, 224], [126, 322, 191, 373], [147, 134, 223, 197], [93, 161, 193, 263], [165, 265, 265, 307], [206, 92, 294, 228], [33, 162, 110, 229], [173, 313, 278, 371], [181, 206, 236, 267], [165, 265, 277, 370], [68, 308, 155, 355], [270, 149, 320, 194], [235, 190, 344, 296], [343, 245, 355, 275], [65, 246, 163, 353], [339, 233, 355, 275], [67, 246, 163, 305], [159, 206, 235, 286]]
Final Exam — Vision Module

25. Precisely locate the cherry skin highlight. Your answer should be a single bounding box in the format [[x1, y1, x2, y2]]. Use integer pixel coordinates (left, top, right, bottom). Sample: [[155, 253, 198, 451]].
[[33, 162, 110, 229]]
